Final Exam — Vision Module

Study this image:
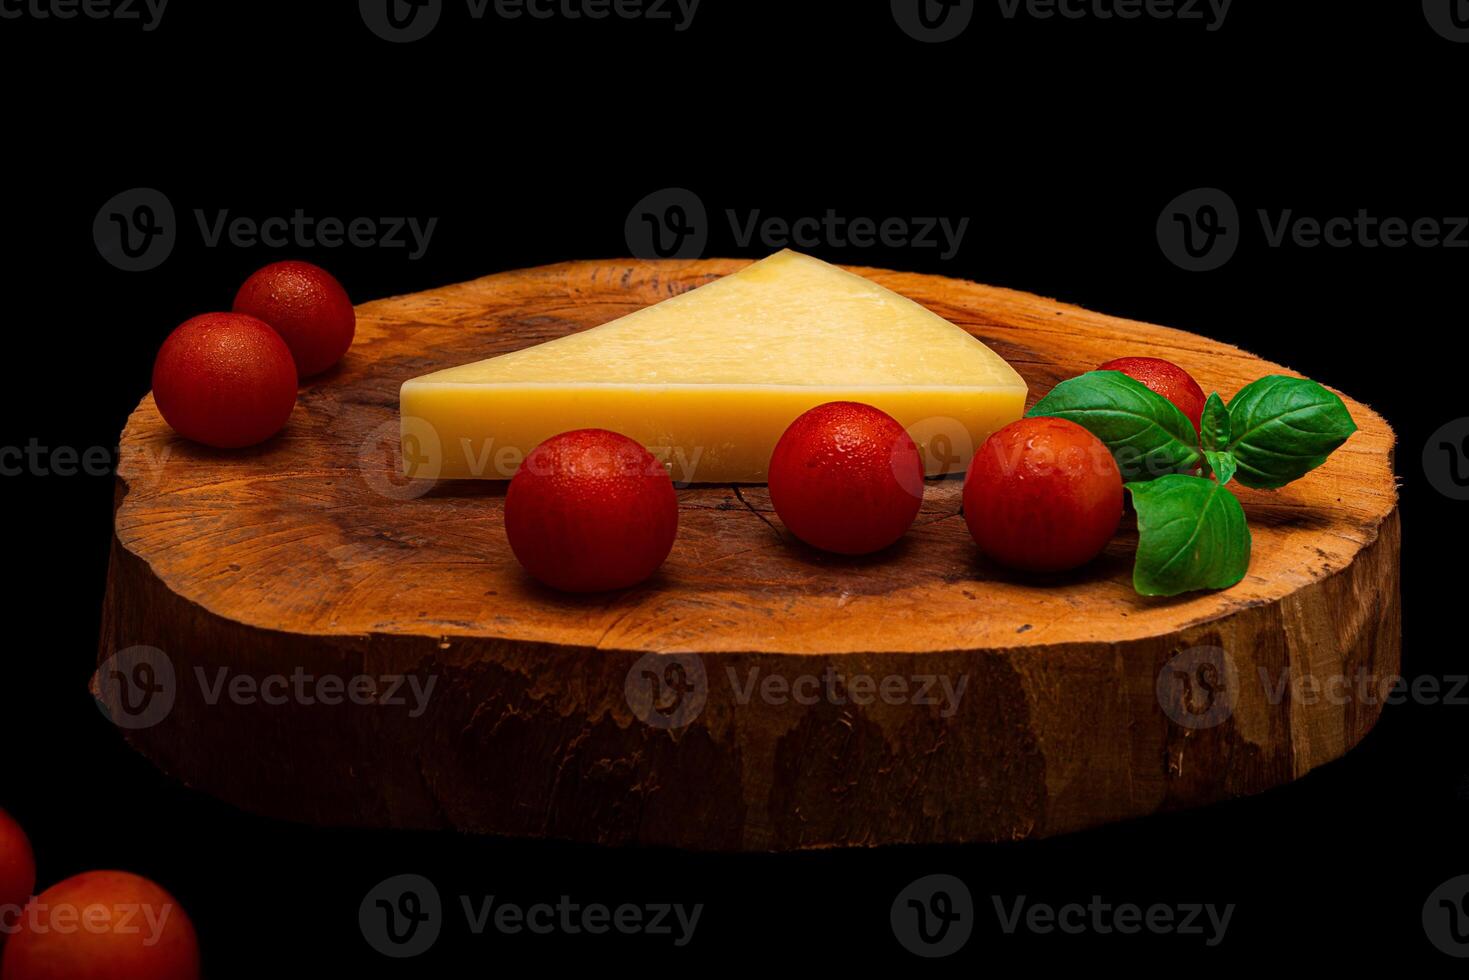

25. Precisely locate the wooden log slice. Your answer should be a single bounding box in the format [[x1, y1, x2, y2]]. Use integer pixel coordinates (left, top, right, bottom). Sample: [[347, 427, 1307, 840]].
[[97, 258, 1400, 850]]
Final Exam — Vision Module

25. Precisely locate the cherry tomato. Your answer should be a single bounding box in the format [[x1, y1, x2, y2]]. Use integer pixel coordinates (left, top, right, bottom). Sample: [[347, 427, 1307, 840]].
[[964, 417, 1123, 573], [0, 871, 200, 980], [767, 402, 924, 556], [1097, 356, 1206, 435], [152, 313, 297, 449], [0, 810, 34, 946], [506, 429, 678, 592], [233, 260, 356, 378]]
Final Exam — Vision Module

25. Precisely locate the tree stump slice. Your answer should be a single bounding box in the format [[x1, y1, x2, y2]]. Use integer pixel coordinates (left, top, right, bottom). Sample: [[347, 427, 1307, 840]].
[[98, 258, 1400, 851]]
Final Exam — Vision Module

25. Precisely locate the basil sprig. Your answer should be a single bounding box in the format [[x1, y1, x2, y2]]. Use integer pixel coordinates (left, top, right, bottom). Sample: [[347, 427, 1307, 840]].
[[1029, 369, 1356, 596], [1026, 371, 1200, 481], [1222, 376, 1358, 489], [1127, 475, 1251, 596]]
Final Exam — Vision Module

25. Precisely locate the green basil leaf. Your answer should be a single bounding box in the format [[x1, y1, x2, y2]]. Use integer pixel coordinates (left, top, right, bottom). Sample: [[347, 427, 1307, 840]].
[[1204, 450, 1237, 486], [1127, 475, 1251, 597], [1201, 392, 1230, 453], [1028, 371, 1201, 482], [1225, 375, 1357, 489]]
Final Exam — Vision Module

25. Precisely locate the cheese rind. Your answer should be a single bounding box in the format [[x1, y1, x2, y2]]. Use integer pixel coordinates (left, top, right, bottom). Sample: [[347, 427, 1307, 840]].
[[400, 251, 1027, 483]]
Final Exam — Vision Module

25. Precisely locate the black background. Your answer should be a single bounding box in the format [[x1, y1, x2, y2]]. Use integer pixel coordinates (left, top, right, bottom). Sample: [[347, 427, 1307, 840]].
[[3, 0, 1466, 973]]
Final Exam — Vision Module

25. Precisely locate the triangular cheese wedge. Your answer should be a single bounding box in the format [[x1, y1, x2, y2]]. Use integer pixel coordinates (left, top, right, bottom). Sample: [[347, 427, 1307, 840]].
[[401, 250, 1026, 483]]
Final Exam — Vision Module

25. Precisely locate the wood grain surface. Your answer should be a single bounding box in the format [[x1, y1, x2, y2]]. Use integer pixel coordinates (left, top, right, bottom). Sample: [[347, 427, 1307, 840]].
[[97, 257, 1400, 850]]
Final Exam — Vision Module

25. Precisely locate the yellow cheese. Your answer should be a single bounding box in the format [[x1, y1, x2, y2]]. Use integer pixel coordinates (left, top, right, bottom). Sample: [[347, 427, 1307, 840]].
[[400, 250, 1027, 483]]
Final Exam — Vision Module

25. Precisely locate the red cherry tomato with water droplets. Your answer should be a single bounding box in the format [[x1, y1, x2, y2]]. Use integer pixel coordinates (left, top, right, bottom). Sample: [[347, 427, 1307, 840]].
[[767, 402, 924, 556], [151, 313, 297, 449], [1097, 356, 1206, 435], [505, 429, 678, 592], [233, 260, 356, 378], [964, 417, 1123, 573]]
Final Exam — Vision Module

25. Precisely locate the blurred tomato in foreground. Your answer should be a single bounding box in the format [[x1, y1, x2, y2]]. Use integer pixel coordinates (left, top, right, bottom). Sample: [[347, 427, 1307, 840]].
[[0, 810, 34, 946], [1, 871, 200, 980]]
